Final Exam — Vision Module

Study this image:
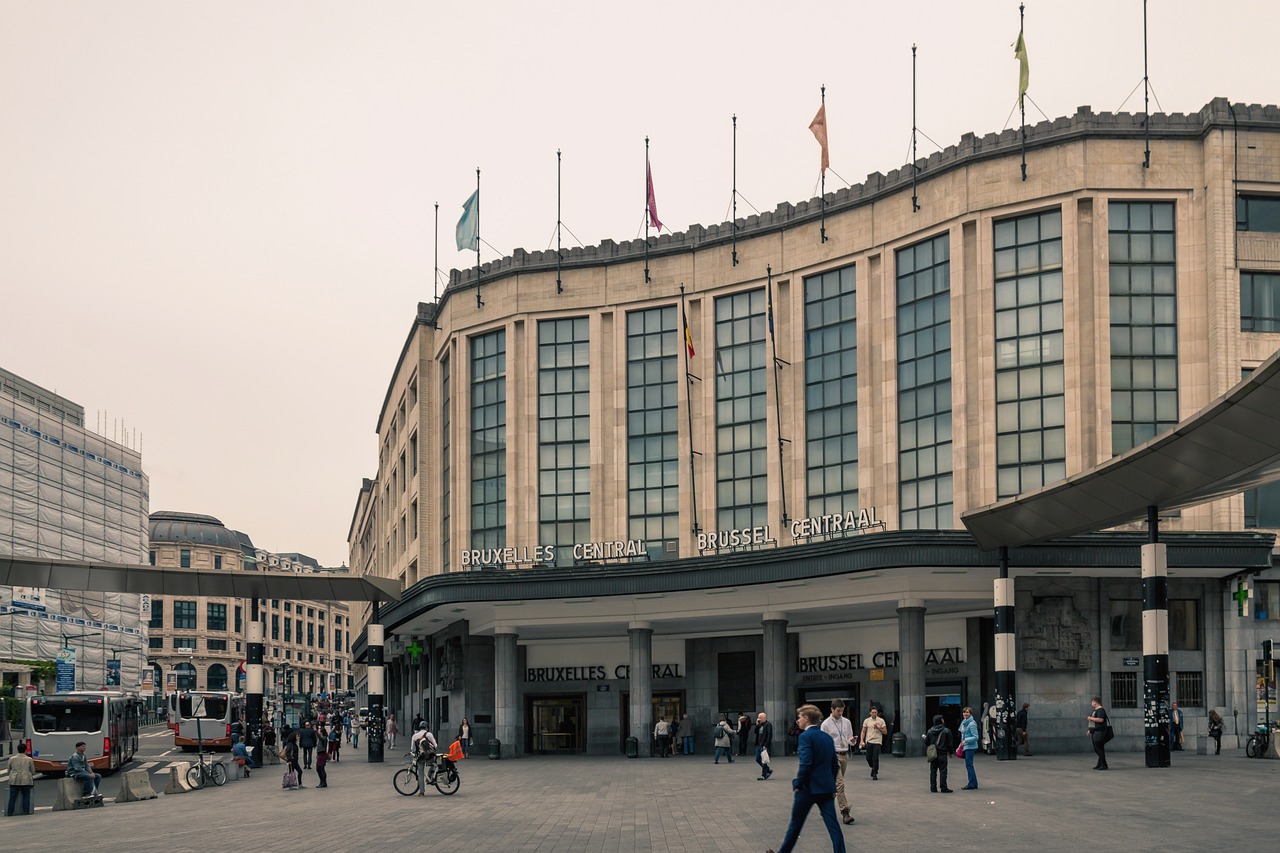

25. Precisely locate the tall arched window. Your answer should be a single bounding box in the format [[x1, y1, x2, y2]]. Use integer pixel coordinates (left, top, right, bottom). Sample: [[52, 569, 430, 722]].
[[175, 662, 197, 690], [207, 664, 228, 691], [151, 663, 163, 693]]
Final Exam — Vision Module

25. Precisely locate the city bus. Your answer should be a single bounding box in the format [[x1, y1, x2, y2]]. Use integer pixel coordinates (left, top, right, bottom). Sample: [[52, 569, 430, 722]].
[[174, 691, 245, 751], [167, 692, 179, 731], [25, 691, 139, 775]]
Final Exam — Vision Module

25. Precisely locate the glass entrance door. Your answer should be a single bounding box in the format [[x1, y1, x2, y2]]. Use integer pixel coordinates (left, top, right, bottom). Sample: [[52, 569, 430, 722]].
[[527, 695, 585, 754]]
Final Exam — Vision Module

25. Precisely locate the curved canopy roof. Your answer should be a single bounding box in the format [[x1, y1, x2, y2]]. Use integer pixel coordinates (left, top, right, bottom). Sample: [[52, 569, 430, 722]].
[[963, 347, 1280, 551], [148, 510, 248, 550], [0, 554, 400, 601]]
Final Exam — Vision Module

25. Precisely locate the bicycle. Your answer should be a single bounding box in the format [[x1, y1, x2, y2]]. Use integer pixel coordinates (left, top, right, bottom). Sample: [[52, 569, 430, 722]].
[[392, 740, 462, 796], [1245, 723, 1276, 758], [186, 752, 228, 789]]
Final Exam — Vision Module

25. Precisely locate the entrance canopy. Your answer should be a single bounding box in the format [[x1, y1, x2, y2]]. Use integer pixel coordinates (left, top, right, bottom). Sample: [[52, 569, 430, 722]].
[[0, 554, 401, 602], [963, 348, 1280, 551]]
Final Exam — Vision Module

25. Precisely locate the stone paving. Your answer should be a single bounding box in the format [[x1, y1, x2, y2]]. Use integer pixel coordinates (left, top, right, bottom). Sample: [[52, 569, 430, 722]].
[[5, 746, 1276, 851]]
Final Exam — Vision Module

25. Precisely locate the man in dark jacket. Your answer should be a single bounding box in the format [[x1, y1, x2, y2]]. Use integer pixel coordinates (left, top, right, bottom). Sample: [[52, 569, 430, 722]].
[[924, 714, 954, 793], [766, 704, 846, 853], [755, 712, 775, 780], [298, 721, 318, 769]]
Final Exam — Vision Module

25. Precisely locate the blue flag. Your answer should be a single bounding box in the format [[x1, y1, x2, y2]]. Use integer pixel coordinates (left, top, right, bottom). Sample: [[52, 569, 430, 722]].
[[455, 190, 479, 252]]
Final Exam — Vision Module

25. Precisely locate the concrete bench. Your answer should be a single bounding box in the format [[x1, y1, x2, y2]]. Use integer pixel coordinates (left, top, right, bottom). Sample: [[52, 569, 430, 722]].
[[53, 778, 99, 811], [163, 762, 193, 795], [117, 768, 158, 802]]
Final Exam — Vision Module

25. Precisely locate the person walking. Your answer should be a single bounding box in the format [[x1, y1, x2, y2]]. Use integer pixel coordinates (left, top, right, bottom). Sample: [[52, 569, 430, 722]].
[[860, 705, 887, 780], [959, 706, 980, 789], [1015, 702, 1033, 756], [738, 712, 753, 757], [328, 724, 341, 761], [1170, 702, 1185, 750], [713, 716, 736, 764], [315, 736, 329, 788], [677, 712, 695, 755], [1087, 697, 1109, 770], [755, 711, 775, 780], [351, 715, 361, 749], [1208, 708, 1224, 754], [5, 741, 35, 816], [387, 713, 397, 750], [458, 717, 472, 758], [764, 704, 847, 853], [343, 712, 352, 744], [653, 716, 672, 758], [283, 728, 304, 788], [819, 699, 857, 825], [924, 714, 954, 793]]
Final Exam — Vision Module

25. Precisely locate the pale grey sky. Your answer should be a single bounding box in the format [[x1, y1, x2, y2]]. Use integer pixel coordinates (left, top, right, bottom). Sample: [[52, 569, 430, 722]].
[[1, 1, 1275, 566]]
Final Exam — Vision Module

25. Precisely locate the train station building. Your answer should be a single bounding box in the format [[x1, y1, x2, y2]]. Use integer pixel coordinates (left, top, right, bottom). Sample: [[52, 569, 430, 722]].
[[349, 99, 1280, 756]]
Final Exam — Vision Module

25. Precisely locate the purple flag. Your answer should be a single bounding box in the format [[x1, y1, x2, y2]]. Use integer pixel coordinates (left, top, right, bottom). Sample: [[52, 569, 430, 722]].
[[647, 161, 664, 231]]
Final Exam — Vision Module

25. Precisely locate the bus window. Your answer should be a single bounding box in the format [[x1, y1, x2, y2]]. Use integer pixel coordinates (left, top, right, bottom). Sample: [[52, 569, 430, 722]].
[[179, 695, 230, 719], [33, 703, 103, 733]]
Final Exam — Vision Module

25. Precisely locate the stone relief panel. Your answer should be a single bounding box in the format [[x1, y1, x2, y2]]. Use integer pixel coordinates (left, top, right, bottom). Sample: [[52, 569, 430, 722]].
[[1019, 595, 1092, 670]]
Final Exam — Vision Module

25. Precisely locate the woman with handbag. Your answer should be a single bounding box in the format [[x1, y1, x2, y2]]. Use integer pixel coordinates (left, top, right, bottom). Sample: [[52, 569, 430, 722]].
[[958, 706, 980, 789], [1208, 708, 1224, 755]]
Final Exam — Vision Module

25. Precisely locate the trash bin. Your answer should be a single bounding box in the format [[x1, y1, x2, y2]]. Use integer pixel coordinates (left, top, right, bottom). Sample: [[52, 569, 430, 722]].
[[488, 738, 501, 760], [891, 732, 906, 757], [625, 736, 639, 758]]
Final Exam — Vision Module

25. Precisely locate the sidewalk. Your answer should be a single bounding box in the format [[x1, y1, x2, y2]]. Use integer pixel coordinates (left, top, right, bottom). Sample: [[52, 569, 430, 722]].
[[9, 749, 1276, 851]]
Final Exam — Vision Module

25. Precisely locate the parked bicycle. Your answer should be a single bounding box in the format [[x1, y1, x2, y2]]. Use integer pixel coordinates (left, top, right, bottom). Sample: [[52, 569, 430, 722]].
[[1245, 722, 1277, 758], [186, 752, 228, 789], [393, 739, 462, 796]]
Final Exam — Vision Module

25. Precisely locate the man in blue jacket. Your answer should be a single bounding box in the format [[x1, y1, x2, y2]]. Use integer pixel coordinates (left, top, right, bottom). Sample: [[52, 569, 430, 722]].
[[767, 704, 847, 853]]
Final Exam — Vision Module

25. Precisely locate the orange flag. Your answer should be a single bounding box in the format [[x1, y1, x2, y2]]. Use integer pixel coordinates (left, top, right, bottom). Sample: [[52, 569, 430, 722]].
[[809, 103, 829, 175]]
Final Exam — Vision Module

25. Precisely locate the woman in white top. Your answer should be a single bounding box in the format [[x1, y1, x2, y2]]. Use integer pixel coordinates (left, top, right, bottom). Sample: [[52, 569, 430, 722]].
[[458, 717, 472, 758]]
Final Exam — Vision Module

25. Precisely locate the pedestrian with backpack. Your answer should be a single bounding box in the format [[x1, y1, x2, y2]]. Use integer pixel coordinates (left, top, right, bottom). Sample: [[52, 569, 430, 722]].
[[923, 714, 954, 793]]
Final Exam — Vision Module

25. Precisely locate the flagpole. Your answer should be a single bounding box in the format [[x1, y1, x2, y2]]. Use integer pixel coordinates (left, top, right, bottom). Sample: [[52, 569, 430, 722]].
[[1142, 0, 1150, 169], [680, 284, 701, 541], [767, 265, 790, 526], [732, 114, 739, 266], [433, 201, 441, 329], [1019, 3, 1027, 181], [645, 137, 652, 284], [557, 149, 563, 294], [819, 86, 827, 243], [912, 46, 920, 212], [475, 168, 483, 308]]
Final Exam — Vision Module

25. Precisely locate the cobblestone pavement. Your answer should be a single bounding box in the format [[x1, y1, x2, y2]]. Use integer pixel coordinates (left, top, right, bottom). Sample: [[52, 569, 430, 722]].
[[4, 748, 1275, 851]]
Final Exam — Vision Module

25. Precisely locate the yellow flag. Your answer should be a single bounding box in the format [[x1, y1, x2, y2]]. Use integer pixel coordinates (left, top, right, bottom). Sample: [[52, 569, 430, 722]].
[[1014, 30, 1029, 107]]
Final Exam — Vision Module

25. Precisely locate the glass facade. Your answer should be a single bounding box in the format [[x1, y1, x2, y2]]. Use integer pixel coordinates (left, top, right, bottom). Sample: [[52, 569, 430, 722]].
[[897, 234, 953, 529], [804, 265, 858, 518], [994, 209, 1066, 498], [1109, 201, 1178, 455], [470, 329, 506, 551], [715, 289, 768, 531], [626, 306, 679, 558], [538, 318, 590, 565]]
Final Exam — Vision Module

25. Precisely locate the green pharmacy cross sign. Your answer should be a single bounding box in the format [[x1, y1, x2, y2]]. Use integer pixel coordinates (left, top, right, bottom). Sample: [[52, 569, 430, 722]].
[[406, 640, 424, 663], [1233, 580, 1252, 617]]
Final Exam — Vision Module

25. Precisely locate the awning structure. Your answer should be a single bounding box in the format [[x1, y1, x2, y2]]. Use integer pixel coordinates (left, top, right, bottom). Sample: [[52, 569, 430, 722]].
[[963, 347, 1280, 551], [0, 555, 401, 602]]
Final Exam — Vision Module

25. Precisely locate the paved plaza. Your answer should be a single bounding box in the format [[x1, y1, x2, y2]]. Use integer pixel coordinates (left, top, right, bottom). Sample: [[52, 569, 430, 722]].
[[5, 746, 1276, 851]]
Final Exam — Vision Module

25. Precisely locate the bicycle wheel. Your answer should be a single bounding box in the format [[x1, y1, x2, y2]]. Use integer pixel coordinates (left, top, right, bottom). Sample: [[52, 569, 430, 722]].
[[186, 764, 206, 789], [210, 762, 227, 786], [392, 767, 419, 796], [1246, 735, 1261, 758], [434, 764, 460, 795]]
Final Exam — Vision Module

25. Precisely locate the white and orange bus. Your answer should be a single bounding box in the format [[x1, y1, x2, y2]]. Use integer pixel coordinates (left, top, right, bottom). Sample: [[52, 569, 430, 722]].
[[174, 691, 245, 751], [25, 691, 139, 775]]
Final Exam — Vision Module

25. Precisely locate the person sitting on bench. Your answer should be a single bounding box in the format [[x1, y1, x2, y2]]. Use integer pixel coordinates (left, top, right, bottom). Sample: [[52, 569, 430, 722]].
[[231, 734, 255, 776], [67, 742, 101, 798]]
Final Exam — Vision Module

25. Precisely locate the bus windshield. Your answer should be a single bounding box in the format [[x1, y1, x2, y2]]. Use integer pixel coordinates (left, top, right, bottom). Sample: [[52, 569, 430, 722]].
[[30, 700, 105, 734], [179, 695, 229, 719]]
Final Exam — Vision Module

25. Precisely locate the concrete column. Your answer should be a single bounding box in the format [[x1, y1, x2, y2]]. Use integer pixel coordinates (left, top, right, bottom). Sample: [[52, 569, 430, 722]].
[[897, 599, 926, 755], [1143, 536, 1172, 767], [367, 622, 386, 763], [762, 613, 788, 754], [628, 622, 653, 756], [495, 630, 519, 758], [245, 602, 264, 762], [994, 547, 1017, 760]]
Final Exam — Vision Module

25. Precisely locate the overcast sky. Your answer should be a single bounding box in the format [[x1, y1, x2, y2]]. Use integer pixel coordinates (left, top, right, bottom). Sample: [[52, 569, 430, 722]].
[[1, 1, 1275, 566]]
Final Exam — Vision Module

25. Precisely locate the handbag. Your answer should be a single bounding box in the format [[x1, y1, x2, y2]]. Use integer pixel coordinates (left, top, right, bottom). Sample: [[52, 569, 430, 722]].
[[282, 770, 298, 789], [955, 743, 965, 758], [760, 747, 770, 765], [926, 743, 938, 761], [1103, 724, 1115, 744]]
